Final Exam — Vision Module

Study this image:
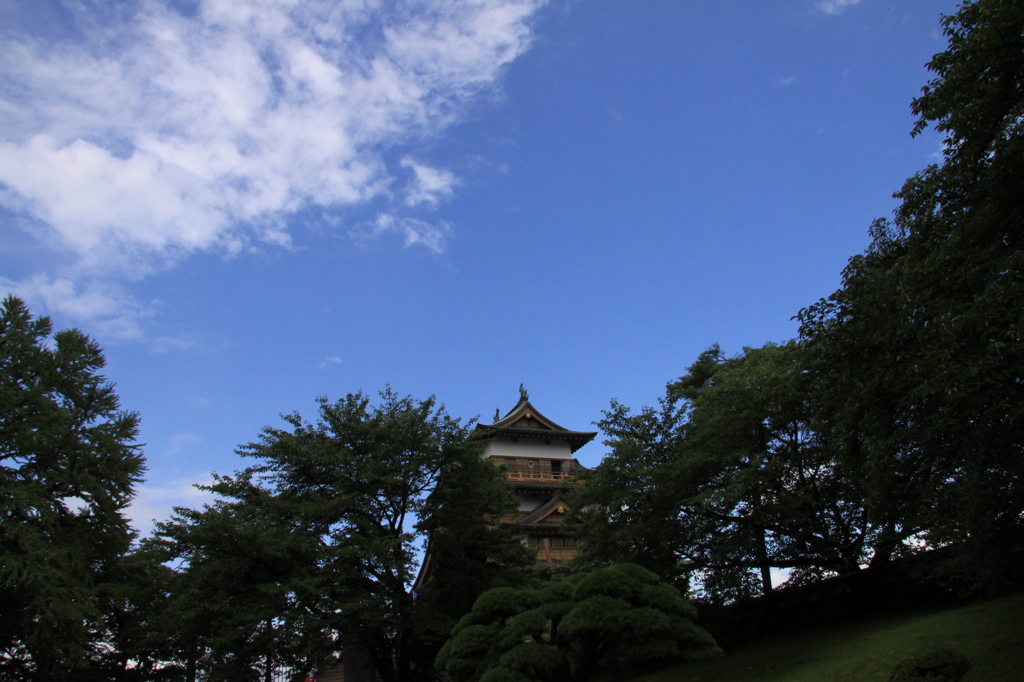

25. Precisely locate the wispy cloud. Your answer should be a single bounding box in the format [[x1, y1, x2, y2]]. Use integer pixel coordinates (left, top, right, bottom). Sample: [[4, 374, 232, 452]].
[[319, 355, 343, 370], [151, 332, 226, 355], [401, 157, 458, 208], [0, 0, 546, 332], [364, 212, 453, 254], [128, 472, 218, 537], [815, 0, 861, 15], [164, 432, 205, 456], [0, 273, 155, 339]]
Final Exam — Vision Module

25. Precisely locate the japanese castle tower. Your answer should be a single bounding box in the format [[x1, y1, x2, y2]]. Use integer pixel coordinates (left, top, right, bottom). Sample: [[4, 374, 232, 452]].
[[475, 385, 596, 565]]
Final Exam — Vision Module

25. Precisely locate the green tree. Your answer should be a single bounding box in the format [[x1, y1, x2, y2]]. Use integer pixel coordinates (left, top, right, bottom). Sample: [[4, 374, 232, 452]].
[[152, 489, 317, 681], [156, 389, 529, 682], [413, 451, 534, 657], [92, 543, 186, 681], [797, 0, 1024, 583], [677, 343, 871, 591], [0, 296, 145, 680], [436, 563, 721, 682], [566, 389, 692, 587], [572, 343, 872, 602]]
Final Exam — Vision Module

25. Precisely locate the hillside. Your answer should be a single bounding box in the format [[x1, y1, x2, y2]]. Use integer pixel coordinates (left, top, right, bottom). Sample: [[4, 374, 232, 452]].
[[630, 593, 1024, 682]]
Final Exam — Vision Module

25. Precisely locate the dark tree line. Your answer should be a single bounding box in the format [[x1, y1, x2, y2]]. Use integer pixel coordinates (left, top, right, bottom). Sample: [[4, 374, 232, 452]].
[[798, 0, 1024, 585], [1, 297, 532, 681], [1, 295, 715, 682], [146, 390, 532, 682], [571, 0, 1024, 601], [570, 342, 873, 603]]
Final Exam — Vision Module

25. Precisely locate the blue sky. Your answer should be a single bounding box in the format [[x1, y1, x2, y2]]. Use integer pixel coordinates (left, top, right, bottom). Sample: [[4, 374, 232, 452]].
[[1, 0, 959, 534]]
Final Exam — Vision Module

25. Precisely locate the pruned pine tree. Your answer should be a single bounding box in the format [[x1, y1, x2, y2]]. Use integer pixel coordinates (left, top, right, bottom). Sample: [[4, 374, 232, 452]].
[[436, 563, 721, 682]]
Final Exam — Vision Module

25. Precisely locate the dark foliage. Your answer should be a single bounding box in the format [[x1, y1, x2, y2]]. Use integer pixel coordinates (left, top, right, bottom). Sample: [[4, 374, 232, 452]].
[[0, 296, 145, 681], [798, 0, 1024, 585], [153, 389, 530, 682], [575, 0, 1024, 601], [571, 343, 872, 602], [436, 563, 721, 682], [888, 646, 970, 682]]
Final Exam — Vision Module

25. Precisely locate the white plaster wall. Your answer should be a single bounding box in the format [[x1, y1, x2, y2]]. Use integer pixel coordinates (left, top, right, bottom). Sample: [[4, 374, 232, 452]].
[[482, 438, 573, 460], [519, 498, 540, 512]]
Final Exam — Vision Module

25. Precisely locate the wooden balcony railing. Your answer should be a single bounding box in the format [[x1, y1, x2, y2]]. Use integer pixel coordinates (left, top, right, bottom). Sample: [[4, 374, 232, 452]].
[[498, 457, 576, 483], [505, 470, 574, 482]]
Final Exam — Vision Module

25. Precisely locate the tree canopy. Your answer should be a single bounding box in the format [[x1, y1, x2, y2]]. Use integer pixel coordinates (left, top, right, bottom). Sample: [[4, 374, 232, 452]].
[[0, 295, 145, 680], [436, 563, 721, 682], [571, 342, 873, 602], [797, 0, 1024, 584], [574, 0, 1024, 597], [152, 389, 530, 682]]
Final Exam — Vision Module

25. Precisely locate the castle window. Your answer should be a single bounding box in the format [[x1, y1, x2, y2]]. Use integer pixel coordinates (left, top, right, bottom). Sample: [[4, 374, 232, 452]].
[[550, 460, 562, 474]]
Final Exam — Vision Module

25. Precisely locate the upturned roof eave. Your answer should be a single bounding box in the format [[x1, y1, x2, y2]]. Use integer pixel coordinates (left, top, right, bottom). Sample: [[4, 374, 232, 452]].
[[475, 425, 597, 452], [475, 396, 597, 452], [476, 424, 597, 438]]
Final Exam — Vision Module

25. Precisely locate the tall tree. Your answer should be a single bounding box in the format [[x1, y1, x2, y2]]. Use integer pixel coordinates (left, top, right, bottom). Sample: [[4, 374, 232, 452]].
[[568, 389, 692, 587], [91, 543, 187, 681], [572, 343, 872, 602], [677, 343, 871, 590], [152, 489, 317, 682], [0, 296, 145, 680], [413, 447, 534, 658], [156, 389, 529, 682], [797, 0, 1024, 584]]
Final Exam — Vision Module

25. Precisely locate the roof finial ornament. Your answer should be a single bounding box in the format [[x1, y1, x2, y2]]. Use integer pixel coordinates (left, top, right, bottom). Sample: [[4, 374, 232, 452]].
[[494, 408, 501, 422], [519, 383, 528, 402]]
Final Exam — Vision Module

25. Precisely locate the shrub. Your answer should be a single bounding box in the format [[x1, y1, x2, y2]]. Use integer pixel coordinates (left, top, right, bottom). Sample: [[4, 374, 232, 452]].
[[437, 563, 722, 682], [888, 645, 970, 682]]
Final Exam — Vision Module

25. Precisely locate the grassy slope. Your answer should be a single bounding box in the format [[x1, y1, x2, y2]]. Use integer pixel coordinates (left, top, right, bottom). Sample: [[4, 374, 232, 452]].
[[633, 593, 1024, 682]]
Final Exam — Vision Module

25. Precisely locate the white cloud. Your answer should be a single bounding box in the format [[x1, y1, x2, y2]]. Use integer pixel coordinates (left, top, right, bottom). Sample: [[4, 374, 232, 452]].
[[148, 328, 231, 354], [401, 156, 458, 207], [1, 273, 155, 339], [164, 432, 205, 456], [60, 496, 90, 515], [815, 0, 861, 15], [128, 472, 218, 537], [367, 212, 452, 254], [770, 567, 792, 587], [319, 355, 343, 369], [0, 0, 546, 329]]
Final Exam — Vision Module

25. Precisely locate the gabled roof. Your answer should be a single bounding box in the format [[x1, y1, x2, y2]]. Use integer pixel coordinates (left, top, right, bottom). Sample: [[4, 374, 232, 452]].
[[475, 391, 597, 453], [516, 491, 573, 526]]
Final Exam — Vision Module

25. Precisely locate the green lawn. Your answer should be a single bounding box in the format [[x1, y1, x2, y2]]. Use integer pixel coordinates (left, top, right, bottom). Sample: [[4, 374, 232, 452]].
[[631, 593, 1024, 682]]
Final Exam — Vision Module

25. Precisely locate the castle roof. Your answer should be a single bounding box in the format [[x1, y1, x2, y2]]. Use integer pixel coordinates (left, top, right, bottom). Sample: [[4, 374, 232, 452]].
[[516, 491, 572, 525], [475, 390, 597, 454]]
